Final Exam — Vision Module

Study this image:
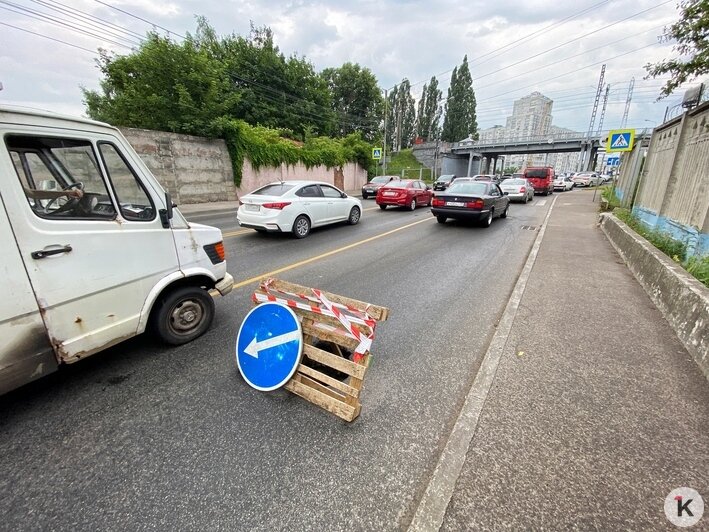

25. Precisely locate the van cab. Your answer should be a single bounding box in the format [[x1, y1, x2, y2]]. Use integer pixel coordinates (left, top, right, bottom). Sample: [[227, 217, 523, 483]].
[[0, 105, 234, 395], [523, 166, 555, 196]]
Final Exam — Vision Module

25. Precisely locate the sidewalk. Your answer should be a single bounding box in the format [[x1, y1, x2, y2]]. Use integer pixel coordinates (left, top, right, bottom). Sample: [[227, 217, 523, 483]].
[[421, 192, 709, 530]]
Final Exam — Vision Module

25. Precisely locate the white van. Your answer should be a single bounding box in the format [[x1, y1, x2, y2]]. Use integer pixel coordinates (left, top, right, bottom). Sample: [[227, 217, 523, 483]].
[[0, 105, 234, 394]]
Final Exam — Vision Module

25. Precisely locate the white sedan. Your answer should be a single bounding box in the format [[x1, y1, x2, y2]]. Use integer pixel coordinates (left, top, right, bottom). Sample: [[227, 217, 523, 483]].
[[237, 180, 362, 238]]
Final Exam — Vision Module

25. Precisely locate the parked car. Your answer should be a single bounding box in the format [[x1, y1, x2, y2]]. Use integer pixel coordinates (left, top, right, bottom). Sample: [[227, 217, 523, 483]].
[[553, 176, 574, 191], [237, 181, 361, 238], [600, 174, 613, 184], [361, 175, 399, 199], [572, 172, 600, 187], [431, 178, 510, 227], [501, 178, 534, 203], [523, 166, 555, 196], [376, 179, 432, 210], [433, 174, 457, 191]]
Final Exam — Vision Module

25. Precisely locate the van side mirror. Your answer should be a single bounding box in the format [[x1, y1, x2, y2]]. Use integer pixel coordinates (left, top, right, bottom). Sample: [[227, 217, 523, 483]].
[[159, 191, 173, 228]]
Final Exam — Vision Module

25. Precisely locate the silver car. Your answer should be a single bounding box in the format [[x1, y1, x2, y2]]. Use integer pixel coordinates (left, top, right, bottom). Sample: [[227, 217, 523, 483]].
[[500, 178, 534, 203]]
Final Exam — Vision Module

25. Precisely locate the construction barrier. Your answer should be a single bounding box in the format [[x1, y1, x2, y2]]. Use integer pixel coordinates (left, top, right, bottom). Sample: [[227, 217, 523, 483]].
[[251, 278, 389, 422]]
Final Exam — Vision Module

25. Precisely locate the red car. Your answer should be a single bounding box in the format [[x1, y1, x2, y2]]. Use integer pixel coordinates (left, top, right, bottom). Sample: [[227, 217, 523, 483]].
[[376, 179, 433, 211]]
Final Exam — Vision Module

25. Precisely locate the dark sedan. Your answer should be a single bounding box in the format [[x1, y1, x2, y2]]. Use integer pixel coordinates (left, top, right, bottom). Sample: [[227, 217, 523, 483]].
[[361, 175, 400, 199], [432, 174, 457, 191], [431, 178, 510, 227]]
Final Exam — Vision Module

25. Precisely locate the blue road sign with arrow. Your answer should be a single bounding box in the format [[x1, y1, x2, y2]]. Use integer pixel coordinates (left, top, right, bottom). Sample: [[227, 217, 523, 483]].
[[236, 302, 303, 391]]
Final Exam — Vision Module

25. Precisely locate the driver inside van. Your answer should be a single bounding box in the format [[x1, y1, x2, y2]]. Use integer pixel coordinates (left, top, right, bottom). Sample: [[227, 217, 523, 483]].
[[23, 186, 83, 201]]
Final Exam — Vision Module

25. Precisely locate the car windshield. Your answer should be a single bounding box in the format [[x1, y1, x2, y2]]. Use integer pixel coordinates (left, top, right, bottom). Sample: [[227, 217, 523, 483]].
[[252, 183, 295, 196], [437, 175, 454, 183], [505, 179, 526, 185], [446, 182, 488, 195], [512, 174, 523, 178], [371, 176, 394, 184], [526, 169, 549, 178]]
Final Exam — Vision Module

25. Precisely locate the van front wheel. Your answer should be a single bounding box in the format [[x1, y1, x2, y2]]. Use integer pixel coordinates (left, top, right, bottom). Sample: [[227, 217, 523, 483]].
[[154, 286, 215, 345]]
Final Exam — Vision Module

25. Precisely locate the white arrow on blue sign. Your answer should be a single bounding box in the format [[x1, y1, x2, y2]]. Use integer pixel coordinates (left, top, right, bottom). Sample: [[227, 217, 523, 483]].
[[236, 302, 303, 391]]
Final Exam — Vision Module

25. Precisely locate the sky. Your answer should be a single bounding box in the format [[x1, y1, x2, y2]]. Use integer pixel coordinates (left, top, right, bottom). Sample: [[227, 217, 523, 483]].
[[0, 0, 701, 135]]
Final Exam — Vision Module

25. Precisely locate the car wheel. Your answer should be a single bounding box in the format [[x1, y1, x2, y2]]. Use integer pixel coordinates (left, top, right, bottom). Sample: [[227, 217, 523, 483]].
[[436, 215, 447, 224], [409, 198, 416, 211], [501, 203, 509, 218], [347, 206, 361, 225], [153, 286, 215, 345], [481, 209, 493, 228], [362, 193, 368, 200], [524, 195, 529, 204], [379, 204, 387, 210], [292, 214, 311, 238]]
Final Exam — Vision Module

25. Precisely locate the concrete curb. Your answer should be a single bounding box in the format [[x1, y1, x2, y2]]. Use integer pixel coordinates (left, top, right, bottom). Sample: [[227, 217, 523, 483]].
[[406, 196, 559, 531], [600, 213, 709, 379]]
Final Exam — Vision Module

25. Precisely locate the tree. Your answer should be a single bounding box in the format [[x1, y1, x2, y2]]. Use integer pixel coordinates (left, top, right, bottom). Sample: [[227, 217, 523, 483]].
[[385, 78, 416, 151], [645, 0, 709, 98], [416, 76, 442, 141], [83, 32, 239, 135], [320, 63, 383, 141], [441, 56, 478, 142]]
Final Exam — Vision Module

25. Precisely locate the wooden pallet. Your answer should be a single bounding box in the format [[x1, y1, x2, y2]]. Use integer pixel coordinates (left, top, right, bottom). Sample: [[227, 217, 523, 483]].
[[252, 278, 389, 422]]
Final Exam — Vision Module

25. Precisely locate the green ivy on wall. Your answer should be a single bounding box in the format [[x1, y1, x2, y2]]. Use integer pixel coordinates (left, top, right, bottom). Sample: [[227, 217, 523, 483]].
[[209, 117, 374, 187]]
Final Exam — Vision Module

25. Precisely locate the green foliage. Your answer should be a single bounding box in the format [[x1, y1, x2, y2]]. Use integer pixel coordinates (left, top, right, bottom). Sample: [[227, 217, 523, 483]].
[[684, 255, 709, 287], [320, 63, 383, 141], [441, 56, 478, 142], [386, 79, 416, 151], [209, 118, 373, 187], [416, 77, 443, 142], [614, 208, 688, 263], [599, 185, 622, 211], [83, 33, 239, 135], [381, 149, 422, 178], [645, 0, 709, 98]]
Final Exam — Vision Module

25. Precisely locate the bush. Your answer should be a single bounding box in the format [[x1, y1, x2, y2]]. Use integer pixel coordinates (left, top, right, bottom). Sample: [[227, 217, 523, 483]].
[[599, 185, 622, 212], [209, 118, 373, 187], [613, 208, 709, 287]]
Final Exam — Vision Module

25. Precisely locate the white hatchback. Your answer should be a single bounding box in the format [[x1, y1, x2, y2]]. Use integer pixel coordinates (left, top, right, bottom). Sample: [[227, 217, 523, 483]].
[[237, 181, 362, 238]]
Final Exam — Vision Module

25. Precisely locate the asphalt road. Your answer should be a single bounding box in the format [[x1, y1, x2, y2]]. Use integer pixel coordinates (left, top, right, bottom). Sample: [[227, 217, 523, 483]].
[[0, 195, 554, 530]]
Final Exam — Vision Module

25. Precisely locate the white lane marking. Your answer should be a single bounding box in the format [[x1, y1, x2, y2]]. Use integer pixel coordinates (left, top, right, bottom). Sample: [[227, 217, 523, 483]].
[[407, 194, 559, 532], [536, 199, 547, 206]]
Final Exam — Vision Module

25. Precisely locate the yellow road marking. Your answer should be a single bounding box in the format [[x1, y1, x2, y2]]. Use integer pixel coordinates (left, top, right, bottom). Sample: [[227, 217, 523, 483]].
[[231, 216, 434, 290], [222, 229, 252, 238]]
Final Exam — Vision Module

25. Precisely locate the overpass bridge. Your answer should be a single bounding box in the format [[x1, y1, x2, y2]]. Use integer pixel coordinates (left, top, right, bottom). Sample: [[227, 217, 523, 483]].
[[445, 130, 650, 175]]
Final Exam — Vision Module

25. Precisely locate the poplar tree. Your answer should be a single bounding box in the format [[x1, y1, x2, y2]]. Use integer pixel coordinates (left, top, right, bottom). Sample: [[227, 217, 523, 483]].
[[441, 56, 478, 142]]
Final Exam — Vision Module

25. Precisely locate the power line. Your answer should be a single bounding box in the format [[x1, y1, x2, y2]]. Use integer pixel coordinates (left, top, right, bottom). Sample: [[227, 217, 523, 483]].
[[0, 20, 98, 54], [92, 0, 185, 40], [0, 1, 139, 49]]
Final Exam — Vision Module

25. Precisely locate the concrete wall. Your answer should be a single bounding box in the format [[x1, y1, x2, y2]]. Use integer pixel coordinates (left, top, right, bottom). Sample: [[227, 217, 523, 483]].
[[601, 213, 709, 379], [121, 127, 368, 204], [626, 101, 709, 256]]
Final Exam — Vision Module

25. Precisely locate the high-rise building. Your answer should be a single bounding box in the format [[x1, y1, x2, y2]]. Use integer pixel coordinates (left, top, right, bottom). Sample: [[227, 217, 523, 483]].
[[478, 92, 579, 171]]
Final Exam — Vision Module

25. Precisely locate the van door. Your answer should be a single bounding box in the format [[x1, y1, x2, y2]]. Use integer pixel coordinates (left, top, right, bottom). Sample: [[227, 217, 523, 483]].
[[0, 130, 179, 362], [0, 192, 57, 394]]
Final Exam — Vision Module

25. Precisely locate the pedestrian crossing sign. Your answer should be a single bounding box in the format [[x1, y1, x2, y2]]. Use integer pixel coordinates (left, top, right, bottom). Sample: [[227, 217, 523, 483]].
[[372, 147, 382, 160], [607, 129, 635, 152]]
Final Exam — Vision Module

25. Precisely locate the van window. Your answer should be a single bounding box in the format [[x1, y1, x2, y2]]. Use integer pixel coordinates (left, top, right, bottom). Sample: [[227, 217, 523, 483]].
[[7, 135, 115, 220], [98, 143, 155, 221], [526, 169, 549, 178]]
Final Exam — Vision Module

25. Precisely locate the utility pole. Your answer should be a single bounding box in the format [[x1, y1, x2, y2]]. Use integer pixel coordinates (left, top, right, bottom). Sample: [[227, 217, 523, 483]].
[[620, 77, 634, 129], [383, 89, 388, 175], [579, 64, 605, 171]]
